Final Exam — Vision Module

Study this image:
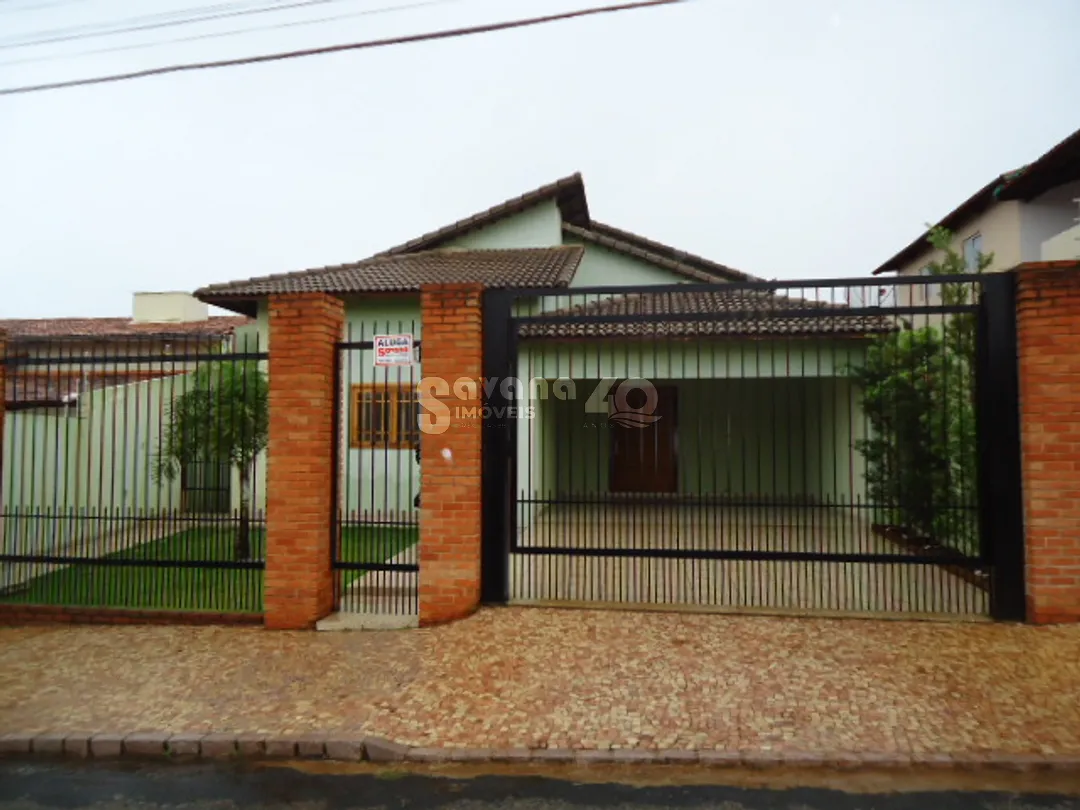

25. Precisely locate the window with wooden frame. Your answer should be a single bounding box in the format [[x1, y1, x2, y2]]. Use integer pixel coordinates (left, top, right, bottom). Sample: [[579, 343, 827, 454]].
[[350, 384, 419, 449]]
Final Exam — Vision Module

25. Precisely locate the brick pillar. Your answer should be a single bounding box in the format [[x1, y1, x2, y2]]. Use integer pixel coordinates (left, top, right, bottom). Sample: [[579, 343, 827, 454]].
[[418, 284, 483, 626], [1016, 260, 1080, 624], [265, 293, 343, 630]]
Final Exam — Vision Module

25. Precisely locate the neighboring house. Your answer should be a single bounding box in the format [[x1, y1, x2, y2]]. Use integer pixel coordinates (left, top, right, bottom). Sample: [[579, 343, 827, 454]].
[[3, 292, 251, 407], [197, 174, 879, 530], [873, 125, 1080, 289], [1, 293, 252, 551]]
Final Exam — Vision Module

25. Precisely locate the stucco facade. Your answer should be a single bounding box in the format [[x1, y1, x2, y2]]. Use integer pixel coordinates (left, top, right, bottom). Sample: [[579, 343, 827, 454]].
[[234, 193, 870, 529], [891, 181, 1080, 279]]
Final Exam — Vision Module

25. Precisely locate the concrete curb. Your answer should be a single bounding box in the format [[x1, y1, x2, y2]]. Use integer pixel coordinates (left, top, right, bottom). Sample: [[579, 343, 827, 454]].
[[1, 732, 1079, 772]]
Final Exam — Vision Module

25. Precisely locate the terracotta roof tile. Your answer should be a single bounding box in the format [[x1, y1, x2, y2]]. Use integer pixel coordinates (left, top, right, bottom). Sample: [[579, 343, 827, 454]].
[[4, 370, 181, 407], [519, 288, 892, 340], [0, 317, 249, 340], [375, 173, 589, 256], [196, 246, 585, 303], [563, 223, 759, 283]]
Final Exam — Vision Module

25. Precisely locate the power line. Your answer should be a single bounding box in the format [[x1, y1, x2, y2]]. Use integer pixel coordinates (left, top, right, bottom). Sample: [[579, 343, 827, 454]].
[[1, 0, 368, 49], [0, 0, 469, 66], [0, 0, 89, 12], [0, 0, 685, 96]]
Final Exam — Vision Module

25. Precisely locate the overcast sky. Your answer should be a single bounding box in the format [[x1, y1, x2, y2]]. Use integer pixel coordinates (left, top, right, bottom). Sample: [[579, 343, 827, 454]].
[[1, 0, 1078, 318]]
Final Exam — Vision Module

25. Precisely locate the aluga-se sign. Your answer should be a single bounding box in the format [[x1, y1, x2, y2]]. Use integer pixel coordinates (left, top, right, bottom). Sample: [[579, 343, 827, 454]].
[[373, 334, 414, 366]]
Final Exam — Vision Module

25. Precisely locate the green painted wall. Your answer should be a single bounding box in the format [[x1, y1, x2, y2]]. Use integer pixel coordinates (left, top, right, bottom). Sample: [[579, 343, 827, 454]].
[[2, 410, 80, 516], [447, 199, 563, 250], [210, 206, 875, 533], [241, 297, 424, 521], [338, 296, 423, 521], [518, 376, 866, 508], [519, 339, 867, 380], [2, 375, 188, 560], [564, 238, 692, 288], [77, 376, 186, 513]]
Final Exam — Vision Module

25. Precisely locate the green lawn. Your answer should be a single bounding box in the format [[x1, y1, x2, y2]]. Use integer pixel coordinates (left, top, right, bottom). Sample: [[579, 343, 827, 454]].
[[0, 524, 417, 613]]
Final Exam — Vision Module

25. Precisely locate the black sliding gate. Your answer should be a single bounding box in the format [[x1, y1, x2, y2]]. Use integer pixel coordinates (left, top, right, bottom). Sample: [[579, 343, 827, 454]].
[[481, 274, 1026, 620]]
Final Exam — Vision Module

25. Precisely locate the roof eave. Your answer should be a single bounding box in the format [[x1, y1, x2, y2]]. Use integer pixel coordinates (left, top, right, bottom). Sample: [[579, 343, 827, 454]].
[[586, 221, 757, 282], [995, 126, 1080, 202], [375, 173, 588, 256], [564, 224, 749, 284], [194, 295, 259, 317]]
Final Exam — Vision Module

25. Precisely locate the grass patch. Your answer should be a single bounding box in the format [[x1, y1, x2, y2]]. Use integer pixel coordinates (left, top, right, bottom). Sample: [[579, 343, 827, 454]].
[[0, 524, 417, 612]]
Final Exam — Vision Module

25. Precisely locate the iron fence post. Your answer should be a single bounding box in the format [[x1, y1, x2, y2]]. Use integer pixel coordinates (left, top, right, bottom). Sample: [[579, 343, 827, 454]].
[[481, 289, 513, 604], [978, 271, 1027, 621]]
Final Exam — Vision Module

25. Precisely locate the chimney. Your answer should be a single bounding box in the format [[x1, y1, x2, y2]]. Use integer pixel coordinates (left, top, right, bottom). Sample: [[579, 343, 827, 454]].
[[132, 292, 208, 324]]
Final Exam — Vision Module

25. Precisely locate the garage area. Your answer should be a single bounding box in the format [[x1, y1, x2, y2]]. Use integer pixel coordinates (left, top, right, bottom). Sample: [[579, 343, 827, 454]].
[[496, 283, 993, 619]]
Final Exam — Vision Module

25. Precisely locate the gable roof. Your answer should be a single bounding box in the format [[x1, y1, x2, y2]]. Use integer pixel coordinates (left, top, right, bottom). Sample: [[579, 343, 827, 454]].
[[564, 222, 756, 283], [196, 246, 585, 312], [996, 125, 1080, 202], [375, 173, 590, 256], [872, 125, 1080, 275], [0, 316, 248, 341], [196, 173, 756, 309]]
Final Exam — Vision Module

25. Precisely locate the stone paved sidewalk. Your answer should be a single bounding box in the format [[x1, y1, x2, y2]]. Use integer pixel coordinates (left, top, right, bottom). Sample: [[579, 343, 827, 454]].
[[2, 608, 1080, 759]]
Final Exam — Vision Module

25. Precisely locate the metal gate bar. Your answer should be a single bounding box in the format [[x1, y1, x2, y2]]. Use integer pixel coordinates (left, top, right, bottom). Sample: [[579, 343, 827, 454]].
[[482, 274, 1026, 619], [331, 321, 420, 616]]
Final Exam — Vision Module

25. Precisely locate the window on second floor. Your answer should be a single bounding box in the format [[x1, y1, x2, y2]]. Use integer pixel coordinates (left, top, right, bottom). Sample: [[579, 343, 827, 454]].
[[963, 233, 983, 273], [918, 265, 940, 304]]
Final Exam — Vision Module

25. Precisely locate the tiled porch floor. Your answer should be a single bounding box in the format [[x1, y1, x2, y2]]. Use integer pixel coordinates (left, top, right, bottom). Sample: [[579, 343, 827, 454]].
[[2, 608, 1079, 757]]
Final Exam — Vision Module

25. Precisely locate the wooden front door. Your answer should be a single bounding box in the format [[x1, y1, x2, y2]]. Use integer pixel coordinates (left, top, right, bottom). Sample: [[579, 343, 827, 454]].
[[609, 385, 678, 493]]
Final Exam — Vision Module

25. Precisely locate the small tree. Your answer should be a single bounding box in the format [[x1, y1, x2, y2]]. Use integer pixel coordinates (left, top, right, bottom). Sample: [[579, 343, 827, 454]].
[[849, 226, 991, 554], [155, 360, 269, 560], [922, 224, 993, 359]]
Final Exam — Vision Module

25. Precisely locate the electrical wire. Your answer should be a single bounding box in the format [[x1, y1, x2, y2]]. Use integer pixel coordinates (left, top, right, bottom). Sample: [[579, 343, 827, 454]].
[[0, 0, 469, 66], [1, 0, 377, 49], [0, 0, 685, 96], [0, 0, 89, 13]]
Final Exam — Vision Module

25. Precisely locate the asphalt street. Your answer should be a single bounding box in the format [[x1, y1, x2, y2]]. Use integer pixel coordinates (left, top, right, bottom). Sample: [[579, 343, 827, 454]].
[[3, 761, 1080, 810]]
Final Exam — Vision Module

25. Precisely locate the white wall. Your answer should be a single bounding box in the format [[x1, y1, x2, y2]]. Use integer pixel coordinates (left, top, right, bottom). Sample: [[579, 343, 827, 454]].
[[1020, 180, 1080, 263], [894, 181, 1080, 284], [895, 200, 1023, 279], [1042, 223, 1080, 261], [132, 292, 209, 323]]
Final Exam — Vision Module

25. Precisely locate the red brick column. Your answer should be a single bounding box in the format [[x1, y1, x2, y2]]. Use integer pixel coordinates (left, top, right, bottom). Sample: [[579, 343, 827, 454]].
[[418, 284, 483, 626], [265, 293, 343, 630], [1016, 260, 1080, 624]]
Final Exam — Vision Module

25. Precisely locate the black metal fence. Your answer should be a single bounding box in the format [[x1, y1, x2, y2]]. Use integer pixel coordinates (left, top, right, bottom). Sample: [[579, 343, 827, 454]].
[[1, 333, 267, 613], [482, 274, 1025, 619], [331, 320, 420, 617]]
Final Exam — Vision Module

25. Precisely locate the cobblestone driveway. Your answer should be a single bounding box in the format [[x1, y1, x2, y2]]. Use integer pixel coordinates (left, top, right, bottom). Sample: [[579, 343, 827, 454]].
[[2, 608, 1079, 757]]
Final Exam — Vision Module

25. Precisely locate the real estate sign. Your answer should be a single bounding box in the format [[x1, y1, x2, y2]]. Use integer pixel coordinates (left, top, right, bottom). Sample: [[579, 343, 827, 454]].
[[374, 334, 414, 366]]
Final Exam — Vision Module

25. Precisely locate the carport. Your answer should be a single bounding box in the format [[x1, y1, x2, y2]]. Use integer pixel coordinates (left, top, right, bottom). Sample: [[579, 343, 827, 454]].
[[485, 282, 992, 619]]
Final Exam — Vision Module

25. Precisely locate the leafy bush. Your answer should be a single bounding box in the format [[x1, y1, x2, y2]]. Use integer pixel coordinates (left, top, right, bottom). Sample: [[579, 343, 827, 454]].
[[850, 327, 977, 553], [849, 226, 988, 556]]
